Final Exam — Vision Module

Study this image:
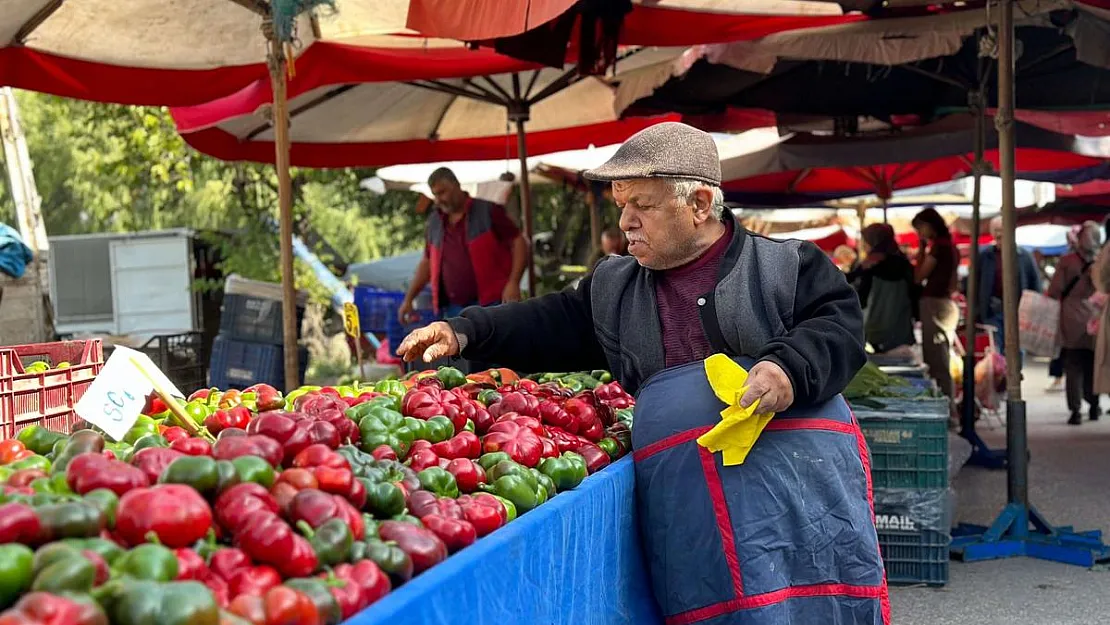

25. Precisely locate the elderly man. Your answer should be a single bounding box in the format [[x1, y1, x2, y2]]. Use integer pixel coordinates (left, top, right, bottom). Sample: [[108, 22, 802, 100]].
[[399, 123, 889, 624], [976, 215, 1042, 352], [399, 167, 529, 322]]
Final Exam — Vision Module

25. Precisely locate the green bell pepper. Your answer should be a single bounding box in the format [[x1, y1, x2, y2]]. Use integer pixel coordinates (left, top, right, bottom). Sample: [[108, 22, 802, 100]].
[[357, 409, 417, 458], [480, 470, 546, 514], [0, 544, 33, 609], [159, 456, 219, 495], [491, 495, 517, 522], [463, 419, 475, 433], [537, 452, 590, 490], [114, 543, 179, 582], [361, 479, 406, 519], [347, 395, 402, 420], [403, 417, 430, 442], [62, 537, 124, 566], [530, 468, 557, 499], [82, 489, 119, 528], [50, 430, 104, 475], [485, 459, 533, 482], [477, 452, 512, 472], [16, 426, 68, 456], [99, 579, 220, 625], [435, 367, 467, 390], [615, 408, 634, 427], [297, 519, 353, 570], [30, 543, 95, 593], [362, 539, 413, 585], [283, 578, 342, 625], [597, 437, 622, 460], [417, 467, 459, 498], [124, 417, 160, 445], [476, 389, 502, 407], [591, 370, 613, 383], [230, 455, 275, 488], [183, 400, 210, 425], [8, 455, 51, 474], [424, 416, 455, 443], [34, 501, 105, 540], [391, 513, 424, 527], [214, 460, 241, 494], [373, 379, 407, 397]]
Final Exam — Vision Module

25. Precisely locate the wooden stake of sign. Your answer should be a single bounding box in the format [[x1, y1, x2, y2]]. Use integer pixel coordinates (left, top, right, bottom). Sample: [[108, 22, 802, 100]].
[[128, 357, 215, 442]]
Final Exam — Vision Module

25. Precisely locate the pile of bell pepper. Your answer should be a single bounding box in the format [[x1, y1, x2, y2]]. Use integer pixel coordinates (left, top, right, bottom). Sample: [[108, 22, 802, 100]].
[[0, 367, 633, 624]]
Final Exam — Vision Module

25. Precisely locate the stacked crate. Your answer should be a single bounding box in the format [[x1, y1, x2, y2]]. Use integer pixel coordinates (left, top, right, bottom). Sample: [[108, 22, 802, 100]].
[[353, 286, 436, 351], [853, 392, 951, 586], [209, 275, 307, 392]]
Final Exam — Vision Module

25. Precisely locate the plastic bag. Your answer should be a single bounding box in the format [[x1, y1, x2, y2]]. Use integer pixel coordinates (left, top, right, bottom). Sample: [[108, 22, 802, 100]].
[[873, 488, 952, 534], [1018, 290, 1060, 356]]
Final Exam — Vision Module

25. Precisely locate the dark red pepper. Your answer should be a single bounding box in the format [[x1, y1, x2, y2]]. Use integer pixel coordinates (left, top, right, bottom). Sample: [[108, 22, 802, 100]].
[[421, 514, 477, 553], [245, 383, 287, 413], [174, 547, 209, 581], [493, 413, 545, 436], [370, 445, 397, 462], [333, 560, 390, 614], [538, 399, 578, 433], [161, 426, 190, 443], [292, 444, 350, 470], [460, 399, 494, 434], [204, 406, 252, 436], [213, 435, 283, 468], [444, 458, 486, 493], [235, 510, 318, 579], [572, 441, 611, 474], [456, 493, 506, 537], [345, 477, 367, 510], [214, 483, 280, 536], [406, 448, 441, 473], [488, 392, 538, 419], [202, 571, 230, 608], [430, 432, 481, 460], [116, 483, 214, 547], [227, 564, 283, 599], [545, 427, 590, 454], [246, 412, 298, 444], [324, 571, 364, 620], [378, 521, 448, 575], [170, 437, 213, 457], [538, 436, 559, 459], [288, 489, 365, 541], [294, 392, 349, 415], [209, 546, 252, 581], [407, 491, 463, 520], [0, 592, 108, 625], [129, 447, 185, 484], [67, 452, 150, 496], [401, 389, 443, 420], [0, 502, 42, 544]]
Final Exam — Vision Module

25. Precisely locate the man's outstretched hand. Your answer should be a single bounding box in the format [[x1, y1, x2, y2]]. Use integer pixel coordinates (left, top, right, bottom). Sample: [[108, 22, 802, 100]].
[[397, 321, 461, 363], [738, 360, 795, 414]]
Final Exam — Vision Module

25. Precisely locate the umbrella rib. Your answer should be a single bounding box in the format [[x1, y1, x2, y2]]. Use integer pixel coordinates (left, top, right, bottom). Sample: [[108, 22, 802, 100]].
[[13, 0, 64, 44], [899, 63, 968, 91], [478, 76, 515, 103], [462, 78, 506, 102], [523, 70, 543, 99], [1016, 42, 1072, 75], [243, 84, 354, 141], [527, 66, 584, 106], [407, 80, 505, 106]]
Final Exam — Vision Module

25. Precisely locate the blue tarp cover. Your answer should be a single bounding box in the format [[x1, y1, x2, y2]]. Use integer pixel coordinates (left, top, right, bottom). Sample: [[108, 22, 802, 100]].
[[346, 456, 663, 625]]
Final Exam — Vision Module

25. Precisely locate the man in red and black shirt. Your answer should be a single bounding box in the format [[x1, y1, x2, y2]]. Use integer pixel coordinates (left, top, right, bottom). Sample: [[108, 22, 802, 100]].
[[399, 168, 528, 322]]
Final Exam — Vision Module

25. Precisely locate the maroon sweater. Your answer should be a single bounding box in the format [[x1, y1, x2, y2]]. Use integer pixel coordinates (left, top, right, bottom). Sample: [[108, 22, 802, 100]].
[[655, 222, 733, 368]]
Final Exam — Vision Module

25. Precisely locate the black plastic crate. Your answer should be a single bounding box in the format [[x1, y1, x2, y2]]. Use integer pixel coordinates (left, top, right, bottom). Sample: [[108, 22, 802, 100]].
[[854, 398, 949, 489], [219, 294, 304, 346], [138, 332, 209, 395], [874, 488, 950, 586], [209, 335, 307, 392]]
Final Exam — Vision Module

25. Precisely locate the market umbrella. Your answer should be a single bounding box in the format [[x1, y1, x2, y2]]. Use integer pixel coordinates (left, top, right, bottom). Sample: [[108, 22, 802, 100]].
[[171, 53, 685, 296]]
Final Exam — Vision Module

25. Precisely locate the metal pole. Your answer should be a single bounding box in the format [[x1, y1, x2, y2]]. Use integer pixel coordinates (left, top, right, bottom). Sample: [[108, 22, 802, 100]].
[[961, 95, 986, 431], [268, 37, 300, 391], [996, 0, 1028, 512], [513, 116, 536, 296], [589, 184, 602, 257]]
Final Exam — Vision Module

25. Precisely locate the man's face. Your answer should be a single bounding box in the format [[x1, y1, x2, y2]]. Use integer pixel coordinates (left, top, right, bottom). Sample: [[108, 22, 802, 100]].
[[613, 178, 711, 270], [990, 219, 1004, 242], [430, 179, 465, 213]]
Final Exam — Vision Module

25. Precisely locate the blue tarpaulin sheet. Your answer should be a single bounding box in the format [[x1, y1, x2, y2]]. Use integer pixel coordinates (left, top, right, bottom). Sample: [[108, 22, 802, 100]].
[[346, 456, 663, 625]]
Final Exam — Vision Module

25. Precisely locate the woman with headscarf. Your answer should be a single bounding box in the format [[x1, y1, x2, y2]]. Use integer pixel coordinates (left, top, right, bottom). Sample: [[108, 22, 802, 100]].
[[911, 207, 960, 401], [1047, 220, 1102, 425], [848, 223, 916, 353]]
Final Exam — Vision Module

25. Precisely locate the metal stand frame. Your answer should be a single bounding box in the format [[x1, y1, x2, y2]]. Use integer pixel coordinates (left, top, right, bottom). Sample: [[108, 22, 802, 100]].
[[951, 0, 1110, 566]]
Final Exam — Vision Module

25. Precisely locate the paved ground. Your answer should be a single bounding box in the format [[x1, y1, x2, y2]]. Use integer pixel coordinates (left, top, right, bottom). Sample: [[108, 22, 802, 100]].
[[890, 360, 1110, 625]]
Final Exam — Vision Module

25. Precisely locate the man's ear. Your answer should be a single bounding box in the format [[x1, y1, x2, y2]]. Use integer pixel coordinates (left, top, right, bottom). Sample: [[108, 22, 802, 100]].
[[692, 187, 714, 223]]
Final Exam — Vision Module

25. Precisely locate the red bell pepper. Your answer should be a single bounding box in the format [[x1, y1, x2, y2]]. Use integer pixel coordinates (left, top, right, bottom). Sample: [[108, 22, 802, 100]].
[[309, 466, 354, 497], [0, 502, 42, 544], [456, 493, 506, 537], [227, 564, 283, 599], [5, 470, 45, 489], [175, 547, 209, 580], [214, 483, 279, 536], [213, 435, 283, 468], [370, 445, 397, 462], [116, 483, 213, 548], [66, 452, 150, 496], [83, 549, 110, 586], [228, 586, 321, 625], [202, 571, 230, 608], [161, 426, 189, 443], [564, 397, 604, 441], [377, 521, 448, 574], [406, 448, 441, 473], [313, 409, 360, 446], [444, 458, 486, 493], [236, 510, 318, 579], [539, 436, 559, 459], [482, 419, 543, 467], [401, 389, 442, 420], [0, 592, 108, 625], [345, 477, 367, 510], [170, 437, 214, 457], [204, 406, 252, 436], [295, 392, 349, 415], [459, 399, 494, 434], [538, 399, 578, 433], [288, 489, 365, 540], [407, 491, 463, 519], [421, 514, 477, 553], [493, 413, 545, 436], [332, 561, 390, 614], [270, 468, 319, 513], [129, 447, 185, 484], [430, 432, 481, 460], [245, 383, 286, 413], [323, 573, 363, 621], [209, 547, 252, 581], [545, 427, 589, 454], [572, 441, 611, 474], [488, 391, 539, 419]]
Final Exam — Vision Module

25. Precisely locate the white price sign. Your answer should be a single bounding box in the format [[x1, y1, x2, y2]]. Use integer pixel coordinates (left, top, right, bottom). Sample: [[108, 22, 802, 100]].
[[75, 346, 184, 441]]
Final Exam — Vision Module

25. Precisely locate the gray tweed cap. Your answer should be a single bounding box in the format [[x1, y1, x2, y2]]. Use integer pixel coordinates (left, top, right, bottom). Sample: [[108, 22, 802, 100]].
[[583, 122, 721, 186]]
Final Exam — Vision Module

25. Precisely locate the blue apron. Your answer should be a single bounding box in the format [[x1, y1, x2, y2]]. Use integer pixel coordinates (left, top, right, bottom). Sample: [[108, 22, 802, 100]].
[[632, 358, 889, 625]]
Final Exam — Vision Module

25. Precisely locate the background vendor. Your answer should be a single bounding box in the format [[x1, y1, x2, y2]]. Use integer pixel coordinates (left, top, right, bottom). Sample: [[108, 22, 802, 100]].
[[398, 167, 529, 322]]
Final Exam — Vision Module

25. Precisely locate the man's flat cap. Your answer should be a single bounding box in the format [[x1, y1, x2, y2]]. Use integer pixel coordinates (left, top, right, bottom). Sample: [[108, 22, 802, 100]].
[[583, 122, 721, 186]]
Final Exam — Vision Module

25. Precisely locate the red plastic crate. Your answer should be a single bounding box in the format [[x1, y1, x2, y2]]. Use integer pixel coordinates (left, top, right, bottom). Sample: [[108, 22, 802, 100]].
[[0, 339, 104, 439]]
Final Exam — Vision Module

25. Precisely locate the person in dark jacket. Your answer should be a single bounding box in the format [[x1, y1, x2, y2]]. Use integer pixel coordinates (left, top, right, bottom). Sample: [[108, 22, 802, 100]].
[[398, 122, 888, 625], [976, 216, 1043, 352], [849, 223, 916, 353]]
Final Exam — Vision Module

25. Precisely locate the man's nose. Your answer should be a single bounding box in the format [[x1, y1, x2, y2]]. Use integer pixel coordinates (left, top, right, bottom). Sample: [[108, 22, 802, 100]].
[[619, 207, 638, 232]]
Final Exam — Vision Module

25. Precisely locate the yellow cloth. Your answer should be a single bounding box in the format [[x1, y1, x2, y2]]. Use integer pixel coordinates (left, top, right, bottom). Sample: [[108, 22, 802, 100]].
[[696, 354, 776, 466]]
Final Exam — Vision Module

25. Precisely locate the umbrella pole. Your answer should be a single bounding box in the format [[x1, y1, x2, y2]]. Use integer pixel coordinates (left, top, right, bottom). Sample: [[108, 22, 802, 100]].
[[949, 0, 1110, 565], [268, 37, 300, 391], [512, 115, 536, 296]]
